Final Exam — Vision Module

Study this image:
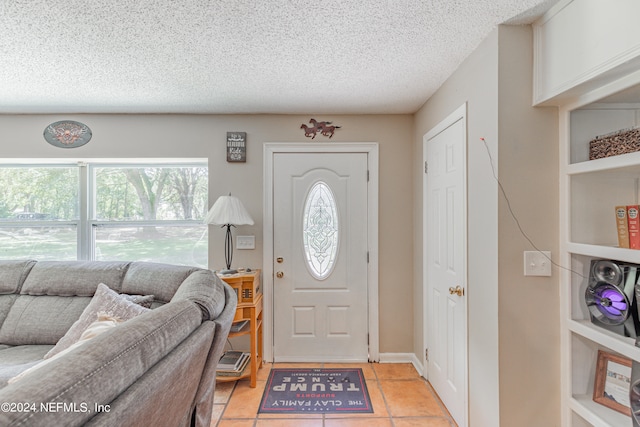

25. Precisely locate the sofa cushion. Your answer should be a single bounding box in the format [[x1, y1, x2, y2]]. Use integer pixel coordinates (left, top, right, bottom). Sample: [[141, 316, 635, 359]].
[[11, 314, 121, 384], [0, 295, 91, 345], [21, 261, 131, 296], [0, 345, 53, 387], [171, 270, 226, 321], [0, 345, 52, 366], [44, 284, 149, 359], [0, 260, 35, 294], [0, 295, 18, 332], [122, 262, 200, 303]]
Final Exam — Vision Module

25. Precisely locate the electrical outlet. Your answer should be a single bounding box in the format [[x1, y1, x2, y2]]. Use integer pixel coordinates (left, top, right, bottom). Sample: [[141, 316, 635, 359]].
[[524, 251, 552, 277], [236, 235, 255, 250]]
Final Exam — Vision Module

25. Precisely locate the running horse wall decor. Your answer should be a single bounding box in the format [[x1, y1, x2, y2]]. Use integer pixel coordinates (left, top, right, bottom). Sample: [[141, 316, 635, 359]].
[[300, 118, 341, 139]]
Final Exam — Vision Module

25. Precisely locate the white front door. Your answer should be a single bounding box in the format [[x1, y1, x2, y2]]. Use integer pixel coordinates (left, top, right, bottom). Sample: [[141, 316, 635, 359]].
[[424, 105, 468, 426], [272, 152, 369, 362]]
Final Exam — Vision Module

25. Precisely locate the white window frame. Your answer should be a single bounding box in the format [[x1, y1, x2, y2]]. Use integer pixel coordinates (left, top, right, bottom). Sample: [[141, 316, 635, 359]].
[[0, 159, 207, 262]]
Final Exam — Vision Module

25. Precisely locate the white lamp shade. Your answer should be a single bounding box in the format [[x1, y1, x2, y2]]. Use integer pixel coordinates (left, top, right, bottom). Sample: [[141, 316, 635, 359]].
[[204, 195, 254, 226]]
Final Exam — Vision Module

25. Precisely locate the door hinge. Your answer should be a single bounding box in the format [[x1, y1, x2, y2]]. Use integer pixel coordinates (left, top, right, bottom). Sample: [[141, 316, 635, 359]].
[[424, 161, 428, 174], [367, 251, 369, 263], [367, 170, 370, 182], [425, 348, 429, 362]]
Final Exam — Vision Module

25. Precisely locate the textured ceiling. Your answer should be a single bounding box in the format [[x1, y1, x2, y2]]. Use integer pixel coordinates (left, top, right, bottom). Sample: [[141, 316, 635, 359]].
[[0, 0, 558, 114]]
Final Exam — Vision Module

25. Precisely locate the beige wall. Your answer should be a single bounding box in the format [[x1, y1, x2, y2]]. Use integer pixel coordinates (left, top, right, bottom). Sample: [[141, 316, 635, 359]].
[[496, 26, 559, 426], [413, 25, 559, 426], [0, 113, 414, 354]]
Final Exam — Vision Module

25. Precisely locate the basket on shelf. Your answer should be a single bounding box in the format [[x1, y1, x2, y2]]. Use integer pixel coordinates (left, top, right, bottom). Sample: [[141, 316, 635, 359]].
[[589, 127, 640, 160]]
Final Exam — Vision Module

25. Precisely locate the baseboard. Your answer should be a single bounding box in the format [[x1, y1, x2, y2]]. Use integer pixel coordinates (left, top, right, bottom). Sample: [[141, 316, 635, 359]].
[[378, 352, 425, 377]]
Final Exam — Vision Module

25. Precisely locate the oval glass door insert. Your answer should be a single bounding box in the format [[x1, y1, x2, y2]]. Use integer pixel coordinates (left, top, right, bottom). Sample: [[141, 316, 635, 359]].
[[303, 181, 339, 280]]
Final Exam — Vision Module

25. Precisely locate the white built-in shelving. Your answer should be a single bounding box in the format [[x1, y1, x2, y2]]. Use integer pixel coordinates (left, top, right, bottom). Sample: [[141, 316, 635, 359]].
[[534, 1, 640, 425], [561, 83, 640, 427]]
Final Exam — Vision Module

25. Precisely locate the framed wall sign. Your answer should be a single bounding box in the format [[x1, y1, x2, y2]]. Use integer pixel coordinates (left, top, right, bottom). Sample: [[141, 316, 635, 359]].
[[593, 350, 632, 416], [227, 132, 246, 162]]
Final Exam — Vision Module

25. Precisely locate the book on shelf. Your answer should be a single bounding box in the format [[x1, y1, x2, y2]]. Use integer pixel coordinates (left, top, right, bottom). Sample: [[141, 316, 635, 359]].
[[627, 205, 640, 249], [615, 205, 630, 248], [217, 351, 250, 371], [216, 352, 251, 377], [230, 320, 249, 333], [217, 353, 251, 376]]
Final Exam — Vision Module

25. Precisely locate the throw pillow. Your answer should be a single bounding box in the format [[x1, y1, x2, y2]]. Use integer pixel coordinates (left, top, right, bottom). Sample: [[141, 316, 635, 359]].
[[43, 283, 149, 359], [9, 314, 121, 383], [122, 293, 155, 308]]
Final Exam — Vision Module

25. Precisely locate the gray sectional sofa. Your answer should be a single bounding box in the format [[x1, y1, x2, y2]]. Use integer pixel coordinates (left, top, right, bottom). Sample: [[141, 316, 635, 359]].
[[0, 259, 237, 427]]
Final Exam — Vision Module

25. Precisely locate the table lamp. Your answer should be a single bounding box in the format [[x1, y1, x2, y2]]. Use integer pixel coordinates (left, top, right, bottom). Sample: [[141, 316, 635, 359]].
[[204, 193, 254, 274]]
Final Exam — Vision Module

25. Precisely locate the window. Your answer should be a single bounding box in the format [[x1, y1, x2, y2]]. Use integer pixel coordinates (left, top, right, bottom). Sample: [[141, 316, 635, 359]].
[[0, 162, 208, 266], [0, 166, 79, 260], [302, 181, 339, 280]]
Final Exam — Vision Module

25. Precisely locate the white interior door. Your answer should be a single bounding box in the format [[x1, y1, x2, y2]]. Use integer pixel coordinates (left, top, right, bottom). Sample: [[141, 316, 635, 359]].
[[424, 106, 468, 426], [272, 152, 369, 362]]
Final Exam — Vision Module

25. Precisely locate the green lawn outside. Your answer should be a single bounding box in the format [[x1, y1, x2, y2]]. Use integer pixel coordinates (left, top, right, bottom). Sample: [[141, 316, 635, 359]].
[[0, 226, 208, 267]]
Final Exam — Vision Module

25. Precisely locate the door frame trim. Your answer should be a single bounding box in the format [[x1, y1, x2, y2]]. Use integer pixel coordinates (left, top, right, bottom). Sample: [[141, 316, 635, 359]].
[[263, 142, 379, 362]]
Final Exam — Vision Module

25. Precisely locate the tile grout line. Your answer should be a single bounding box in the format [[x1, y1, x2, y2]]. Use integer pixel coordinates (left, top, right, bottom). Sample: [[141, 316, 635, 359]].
[[419, 376, 457, 427], [371, 363, 397, 427], [213, 380, 235, 427]]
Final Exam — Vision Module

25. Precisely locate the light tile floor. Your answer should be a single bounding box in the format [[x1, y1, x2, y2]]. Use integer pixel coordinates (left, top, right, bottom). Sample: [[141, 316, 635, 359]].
[[211, 363, 457, 427]]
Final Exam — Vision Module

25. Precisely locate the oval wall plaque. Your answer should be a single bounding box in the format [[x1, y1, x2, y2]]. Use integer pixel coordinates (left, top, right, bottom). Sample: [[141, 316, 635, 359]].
[[44, 120, 92, 148]]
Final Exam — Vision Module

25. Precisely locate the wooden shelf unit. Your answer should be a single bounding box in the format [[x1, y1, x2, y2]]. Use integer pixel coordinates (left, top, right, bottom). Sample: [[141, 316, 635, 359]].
[[217, 270, 263, 388]]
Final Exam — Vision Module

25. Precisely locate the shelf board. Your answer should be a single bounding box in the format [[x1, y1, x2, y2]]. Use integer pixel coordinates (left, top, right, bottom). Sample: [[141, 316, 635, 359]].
[[567, 151, 640, 175], [569, 319, 640, 360], [570, 395, 631, 427], [216, 371, 250, 382], [566, 242, 640, 263], [228, 329, 250, 338]]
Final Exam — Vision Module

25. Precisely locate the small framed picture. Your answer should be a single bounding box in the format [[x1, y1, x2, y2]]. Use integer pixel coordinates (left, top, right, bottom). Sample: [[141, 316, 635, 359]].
[[227, 132, 246, 162], [593, 350, 632, 416]]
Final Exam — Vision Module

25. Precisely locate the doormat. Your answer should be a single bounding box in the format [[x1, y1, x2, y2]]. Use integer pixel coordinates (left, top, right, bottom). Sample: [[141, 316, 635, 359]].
[[258, 368, 373, 414]]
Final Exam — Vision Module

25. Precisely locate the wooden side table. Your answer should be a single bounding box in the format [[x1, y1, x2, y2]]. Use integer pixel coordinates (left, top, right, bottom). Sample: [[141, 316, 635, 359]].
[[217, 270, 263, 388]]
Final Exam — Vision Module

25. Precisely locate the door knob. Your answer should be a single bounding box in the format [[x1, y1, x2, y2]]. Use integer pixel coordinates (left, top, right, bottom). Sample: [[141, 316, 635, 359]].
[[277, 257, 284, 263], [276, 271, 284, 278], [448, 285, 464, 296]]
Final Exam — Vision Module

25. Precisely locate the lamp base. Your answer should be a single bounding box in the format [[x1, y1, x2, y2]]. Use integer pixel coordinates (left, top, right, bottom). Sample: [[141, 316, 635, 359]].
[[218, 268, 238, 275]]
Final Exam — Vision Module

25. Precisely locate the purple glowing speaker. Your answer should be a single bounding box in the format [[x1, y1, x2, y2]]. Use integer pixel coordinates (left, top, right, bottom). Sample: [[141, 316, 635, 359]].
[[585, 283, 630, 325], [585, 260, 640, 338]]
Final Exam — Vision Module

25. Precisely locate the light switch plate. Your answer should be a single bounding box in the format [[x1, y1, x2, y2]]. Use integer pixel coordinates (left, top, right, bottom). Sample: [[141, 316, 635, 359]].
[[524, 251, 552, 276], [236, 235, 255, 250]]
